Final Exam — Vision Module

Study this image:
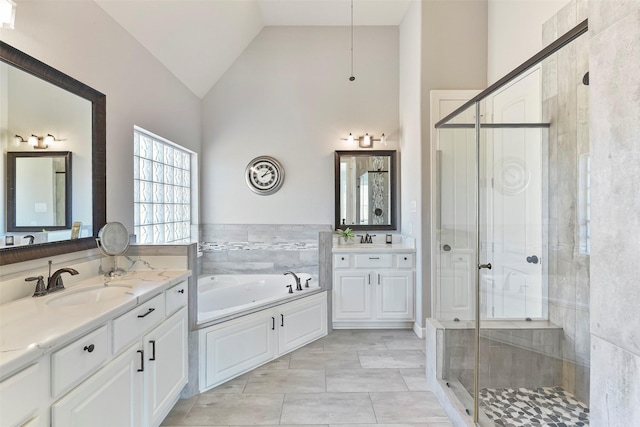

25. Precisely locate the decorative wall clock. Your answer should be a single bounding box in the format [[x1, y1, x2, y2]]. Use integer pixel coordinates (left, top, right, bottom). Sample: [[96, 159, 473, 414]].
[[245, 156, 285, 195]]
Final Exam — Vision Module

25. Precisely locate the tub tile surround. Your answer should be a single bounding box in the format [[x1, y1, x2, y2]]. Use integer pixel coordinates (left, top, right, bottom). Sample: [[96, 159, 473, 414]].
[[199, 224, 332, 280], [161, 329, 453, 427]]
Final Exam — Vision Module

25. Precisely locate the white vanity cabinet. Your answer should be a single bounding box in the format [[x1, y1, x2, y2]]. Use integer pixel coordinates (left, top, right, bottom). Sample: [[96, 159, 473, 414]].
[[51, 280, 188, 427], [200, 291, 327, 391], [51, 343, 144, 427], [0, 358, 50, 427], [333, 252, 415, 328]]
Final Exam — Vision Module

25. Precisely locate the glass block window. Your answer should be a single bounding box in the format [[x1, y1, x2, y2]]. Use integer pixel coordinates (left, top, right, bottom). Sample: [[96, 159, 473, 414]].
[[134, 128, 192, 244]]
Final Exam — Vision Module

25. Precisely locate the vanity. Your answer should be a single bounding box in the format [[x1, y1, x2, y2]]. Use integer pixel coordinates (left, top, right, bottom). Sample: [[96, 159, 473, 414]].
[[0, 270, 190, 427], [332, 237, 416, 329]]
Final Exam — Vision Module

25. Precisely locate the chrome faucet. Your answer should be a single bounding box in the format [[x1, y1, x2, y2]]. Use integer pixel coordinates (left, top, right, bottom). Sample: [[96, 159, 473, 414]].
[[284, 271, 302, 291], [46, 260, 79, 293]]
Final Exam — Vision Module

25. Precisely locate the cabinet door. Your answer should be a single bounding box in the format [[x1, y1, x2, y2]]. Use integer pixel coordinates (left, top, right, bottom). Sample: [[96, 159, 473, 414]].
[[278, 292, 327, 355], [201, 311, 275, 391], [333, 271, 372, 320], [144, 307, 188, 427], [51, 344, 143, 427], [375, 270, 414, 320], [0, 360, 48, 427]]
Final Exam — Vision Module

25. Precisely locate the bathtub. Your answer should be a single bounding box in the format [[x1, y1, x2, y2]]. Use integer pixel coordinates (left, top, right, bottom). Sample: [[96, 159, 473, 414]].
[[197, 273, 320, 325]]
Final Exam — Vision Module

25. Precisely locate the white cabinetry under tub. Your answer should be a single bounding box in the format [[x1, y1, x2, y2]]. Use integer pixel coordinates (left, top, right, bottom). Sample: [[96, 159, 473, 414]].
[[333, 250, 415, 328], [200, 291, 327, 392], [50, 280, 188, 427]]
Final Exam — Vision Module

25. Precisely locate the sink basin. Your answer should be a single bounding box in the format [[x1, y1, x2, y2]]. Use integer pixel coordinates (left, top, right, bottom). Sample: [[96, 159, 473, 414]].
[[46, 285, 133, 307]]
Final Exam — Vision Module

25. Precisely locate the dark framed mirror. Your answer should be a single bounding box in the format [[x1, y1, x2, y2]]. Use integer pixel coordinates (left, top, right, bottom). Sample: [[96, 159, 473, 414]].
[[0, 41, 106, 265], [335, 150, 397, 231], [7, 151, 72, 232]]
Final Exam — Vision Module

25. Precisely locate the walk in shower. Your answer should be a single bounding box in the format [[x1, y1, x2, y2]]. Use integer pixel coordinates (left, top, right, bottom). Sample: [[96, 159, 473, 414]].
[[432, 18, 590, 427]]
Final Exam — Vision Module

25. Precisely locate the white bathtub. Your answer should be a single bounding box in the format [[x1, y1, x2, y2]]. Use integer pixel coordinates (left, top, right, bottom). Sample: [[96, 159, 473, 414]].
[[197, 273, 319, 324]]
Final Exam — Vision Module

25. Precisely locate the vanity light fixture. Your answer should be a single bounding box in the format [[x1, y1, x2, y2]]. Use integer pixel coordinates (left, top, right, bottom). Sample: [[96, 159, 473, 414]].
[[0, 0, 16, 29], [341, 132, 386, 148], [17, 133, 62, 149]]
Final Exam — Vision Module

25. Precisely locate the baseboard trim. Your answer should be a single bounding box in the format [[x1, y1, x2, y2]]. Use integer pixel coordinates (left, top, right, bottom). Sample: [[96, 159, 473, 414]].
[[413, 322, 425, 338]]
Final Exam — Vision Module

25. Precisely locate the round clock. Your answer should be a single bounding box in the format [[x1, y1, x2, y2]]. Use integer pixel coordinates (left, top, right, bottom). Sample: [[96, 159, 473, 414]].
[[245, 156, 285, 195]]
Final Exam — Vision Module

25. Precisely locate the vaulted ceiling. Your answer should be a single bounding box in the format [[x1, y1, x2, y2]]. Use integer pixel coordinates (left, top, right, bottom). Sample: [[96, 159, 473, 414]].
[[95, 0, 412, 98]]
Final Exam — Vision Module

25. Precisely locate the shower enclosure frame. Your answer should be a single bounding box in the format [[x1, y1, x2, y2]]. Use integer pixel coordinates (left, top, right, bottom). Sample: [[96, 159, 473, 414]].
[[432, 19, 589, 425]]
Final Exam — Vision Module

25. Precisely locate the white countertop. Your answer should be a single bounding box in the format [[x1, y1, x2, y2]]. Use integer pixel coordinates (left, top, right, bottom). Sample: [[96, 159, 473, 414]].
[[0, 269, 190, 380]]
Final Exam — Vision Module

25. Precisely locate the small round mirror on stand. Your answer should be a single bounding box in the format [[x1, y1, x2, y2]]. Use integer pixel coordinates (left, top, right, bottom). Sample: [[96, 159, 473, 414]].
[[96, 222, 130, 277]]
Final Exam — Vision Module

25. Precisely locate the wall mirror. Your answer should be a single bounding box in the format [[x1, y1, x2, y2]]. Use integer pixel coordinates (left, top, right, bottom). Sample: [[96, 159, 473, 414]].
[[334, 150, 397, 231], [7, 151, 72, 231], [0, 41, 106, 265]]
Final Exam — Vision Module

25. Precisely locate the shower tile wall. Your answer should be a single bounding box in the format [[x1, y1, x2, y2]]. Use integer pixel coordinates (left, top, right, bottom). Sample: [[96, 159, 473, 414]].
[[199, 224, 332, 280], [541, 0, 590, 404], [444, 327, 563, 394]]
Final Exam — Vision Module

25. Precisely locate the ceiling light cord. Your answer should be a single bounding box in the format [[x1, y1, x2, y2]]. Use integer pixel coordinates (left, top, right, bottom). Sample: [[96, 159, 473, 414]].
[[349, 0, 355, 82]]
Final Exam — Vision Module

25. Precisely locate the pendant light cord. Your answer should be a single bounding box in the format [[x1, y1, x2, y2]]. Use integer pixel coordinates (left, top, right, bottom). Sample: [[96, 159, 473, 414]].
[[349, 0, 355, 81]]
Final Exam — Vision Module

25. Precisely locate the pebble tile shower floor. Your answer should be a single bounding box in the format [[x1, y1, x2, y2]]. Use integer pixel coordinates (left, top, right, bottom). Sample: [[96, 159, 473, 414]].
[[161, 329, 453, 427], [480, 386, 589, 427]]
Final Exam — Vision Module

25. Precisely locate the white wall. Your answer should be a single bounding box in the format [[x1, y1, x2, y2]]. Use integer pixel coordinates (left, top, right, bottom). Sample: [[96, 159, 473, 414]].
[[399, 0, 423, 331], [201, 26, 399, 225], [0, 0, 202, 234], [488, 0, 569, 84]]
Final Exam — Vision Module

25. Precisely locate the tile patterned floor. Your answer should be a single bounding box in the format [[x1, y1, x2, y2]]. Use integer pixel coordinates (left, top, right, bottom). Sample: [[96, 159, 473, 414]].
[[161, 329, 453, 427], [480, 386, 590, 427]]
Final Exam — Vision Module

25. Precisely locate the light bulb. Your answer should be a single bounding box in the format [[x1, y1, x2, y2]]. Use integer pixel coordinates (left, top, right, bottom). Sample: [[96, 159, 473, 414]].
[[347, 133, 354, 144], [28, 135, 38, 146], [380, 133, 387, 146], [44, 134, 55, 146]]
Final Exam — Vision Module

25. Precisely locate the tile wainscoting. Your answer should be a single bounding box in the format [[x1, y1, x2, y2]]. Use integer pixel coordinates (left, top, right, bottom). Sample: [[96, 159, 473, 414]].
[[199, 224, 332, 280]]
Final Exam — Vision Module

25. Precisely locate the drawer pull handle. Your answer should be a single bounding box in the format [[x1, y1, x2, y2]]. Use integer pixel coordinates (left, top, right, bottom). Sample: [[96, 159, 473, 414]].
[[137, 350, 144, 372], [404, 257, 408, 260], [83, 344, 95, 353], [368, 274, 371, 285], [369, 257, 380, 260], [137, 308, 155, 318], [281, 314, 284, 327], [378, 274, 381, 284], [149, 340, 156, 361], [272, 316, 275, 330], [341, 257, 345, 260], [177, 289, 185, 294]]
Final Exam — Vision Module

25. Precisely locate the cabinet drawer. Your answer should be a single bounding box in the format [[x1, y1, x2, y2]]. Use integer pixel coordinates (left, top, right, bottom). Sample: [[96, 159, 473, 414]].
[[166, 281, 188, 315], [333, 254, 350, 269], [51, 325, 109, 398], [113, 294, 165, 354], [397, 254, 415, 268], [354, 254, 393, 268]]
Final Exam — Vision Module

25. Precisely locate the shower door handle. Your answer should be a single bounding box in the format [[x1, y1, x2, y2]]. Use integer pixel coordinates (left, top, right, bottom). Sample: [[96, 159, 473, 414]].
[[526, 255, 539, 264]]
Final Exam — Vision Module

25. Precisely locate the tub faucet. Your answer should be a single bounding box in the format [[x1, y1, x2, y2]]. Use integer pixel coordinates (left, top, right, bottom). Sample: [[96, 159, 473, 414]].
[[46, 260, 79, 293], [284, 271, 302, 291]]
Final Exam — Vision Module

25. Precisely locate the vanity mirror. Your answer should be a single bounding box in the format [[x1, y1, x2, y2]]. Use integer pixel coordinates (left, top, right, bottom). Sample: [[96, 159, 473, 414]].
[[7, 151, 72, 231], [0, 41, 106, 265], [334, 150, 397, 231]]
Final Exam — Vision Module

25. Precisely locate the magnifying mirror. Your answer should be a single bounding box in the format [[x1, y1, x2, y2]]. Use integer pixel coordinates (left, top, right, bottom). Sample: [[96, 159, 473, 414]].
[[96, 222, 130, 277]]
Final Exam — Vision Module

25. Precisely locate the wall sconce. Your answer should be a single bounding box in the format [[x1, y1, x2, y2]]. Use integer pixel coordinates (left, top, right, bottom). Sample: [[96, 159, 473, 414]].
[[14, 133, 61, 149], [342, 132, 386, 148]]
